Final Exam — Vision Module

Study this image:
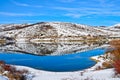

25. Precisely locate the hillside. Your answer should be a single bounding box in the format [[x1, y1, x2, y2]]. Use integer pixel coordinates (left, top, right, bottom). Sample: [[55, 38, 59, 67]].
[[0, 22, 120, 43]]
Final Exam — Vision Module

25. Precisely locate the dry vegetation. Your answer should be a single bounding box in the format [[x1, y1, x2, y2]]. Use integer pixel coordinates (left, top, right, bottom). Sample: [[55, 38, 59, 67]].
[[110, 40, 120, 75], [0, 39, 6, 44], [91, 39, 120, 74], [0, 61, 29, 80]]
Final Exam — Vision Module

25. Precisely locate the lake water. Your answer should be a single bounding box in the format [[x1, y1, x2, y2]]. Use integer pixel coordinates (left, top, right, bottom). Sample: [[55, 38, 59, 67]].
[[0, 42, 107, 72]]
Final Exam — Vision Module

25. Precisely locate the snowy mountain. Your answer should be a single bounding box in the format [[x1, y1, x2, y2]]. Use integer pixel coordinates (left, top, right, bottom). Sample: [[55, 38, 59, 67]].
[[112, 23, 120, 28], [0, 22, 120, 43]]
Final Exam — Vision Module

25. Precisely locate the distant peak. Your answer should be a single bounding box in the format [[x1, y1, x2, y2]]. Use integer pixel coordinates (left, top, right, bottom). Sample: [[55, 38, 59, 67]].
[[114, 23, 120, 26], [110, 23, 120, 29]]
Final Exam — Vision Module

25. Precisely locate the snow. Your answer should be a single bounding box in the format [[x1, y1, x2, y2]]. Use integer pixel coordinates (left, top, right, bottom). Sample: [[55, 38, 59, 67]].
[[14, 54, 119, 80], [10, 52, 119, 80], [0, 75, 8, 80], [1, 22, 120, 42], [15, 65, 119, 80], [113, 23, 120, 27], [0, 22, 120, 80]]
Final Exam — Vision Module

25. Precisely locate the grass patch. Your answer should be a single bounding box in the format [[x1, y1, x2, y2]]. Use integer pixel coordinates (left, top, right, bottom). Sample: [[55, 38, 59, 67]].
[[0, 39, 6, 44]]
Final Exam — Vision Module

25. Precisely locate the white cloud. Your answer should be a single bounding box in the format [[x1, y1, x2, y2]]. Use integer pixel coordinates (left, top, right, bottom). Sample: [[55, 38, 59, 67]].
[[64, 13, 85, 18], [11, 0, 43, 8], [56, 0, 75, 3], [52, 6, 120, 17], [53, 7, 78, 11], [9, 0, 120, 18], [0, 12, 44, 16], [11, 0, 29, 7]]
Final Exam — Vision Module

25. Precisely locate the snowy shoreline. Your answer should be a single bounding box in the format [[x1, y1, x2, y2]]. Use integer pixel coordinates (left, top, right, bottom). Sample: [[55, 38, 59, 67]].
[[0, 53, 119, 80], [13, 55, 119, 80]]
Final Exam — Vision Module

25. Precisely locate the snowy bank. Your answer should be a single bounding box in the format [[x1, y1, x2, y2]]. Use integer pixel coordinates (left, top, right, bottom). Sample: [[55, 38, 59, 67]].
[[0, 75, 8, 80], [15, 64, 119, 80], [14, 54, 120, 80]]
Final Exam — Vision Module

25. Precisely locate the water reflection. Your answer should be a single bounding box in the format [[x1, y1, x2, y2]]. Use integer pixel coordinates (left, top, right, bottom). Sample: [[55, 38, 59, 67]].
[[0, 41, 107, 71], [0, 41, 107, 56]]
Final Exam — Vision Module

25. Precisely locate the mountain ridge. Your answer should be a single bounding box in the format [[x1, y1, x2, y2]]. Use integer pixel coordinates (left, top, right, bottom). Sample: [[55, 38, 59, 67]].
[[0, 22, 120, 43]]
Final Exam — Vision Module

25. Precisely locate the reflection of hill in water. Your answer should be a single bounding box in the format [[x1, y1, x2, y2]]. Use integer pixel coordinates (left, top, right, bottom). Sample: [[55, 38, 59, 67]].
[[0, 42, 107, 55]]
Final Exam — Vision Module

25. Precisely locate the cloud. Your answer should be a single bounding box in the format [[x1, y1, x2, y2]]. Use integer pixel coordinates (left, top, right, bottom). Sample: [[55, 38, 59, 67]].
[[64, 13, 85, 18], [56, 0, 75, 3], [0, 12, 44, 16], [52, 5, 120, 17], [11, 0, 29, 7], [8, 0, 120, 18], [53, 6, 105, 12], [11, 0, 43, 8], [53, 7, 78, 11]]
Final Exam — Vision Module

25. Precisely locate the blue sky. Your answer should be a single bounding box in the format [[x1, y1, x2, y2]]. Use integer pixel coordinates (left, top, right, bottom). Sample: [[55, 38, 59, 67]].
[[0, 0, 120, 26]]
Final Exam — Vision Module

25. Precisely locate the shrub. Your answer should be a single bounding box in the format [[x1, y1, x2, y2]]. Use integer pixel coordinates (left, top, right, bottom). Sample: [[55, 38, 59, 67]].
[[110, 40, 120, 74], [111, 49, 120, 60], [113, 60, 120, 74], [0, 60, 29, 80], [102, 62, 112, 68]]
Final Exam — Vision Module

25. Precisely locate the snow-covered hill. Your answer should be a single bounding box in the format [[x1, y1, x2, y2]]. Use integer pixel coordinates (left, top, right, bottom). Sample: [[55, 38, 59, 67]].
[[0, 22, 120, 42]]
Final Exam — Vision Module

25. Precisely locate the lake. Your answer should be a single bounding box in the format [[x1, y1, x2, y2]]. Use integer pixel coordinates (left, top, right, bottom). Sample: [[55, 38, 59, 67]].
[[0, 42, 107, 72]]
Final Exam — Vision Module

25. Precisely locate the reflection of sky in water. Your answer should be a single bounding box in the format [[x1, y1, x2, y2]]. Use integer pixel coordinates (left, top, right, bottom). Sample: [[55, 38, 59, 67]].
[[0, 48, 106, 72]]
